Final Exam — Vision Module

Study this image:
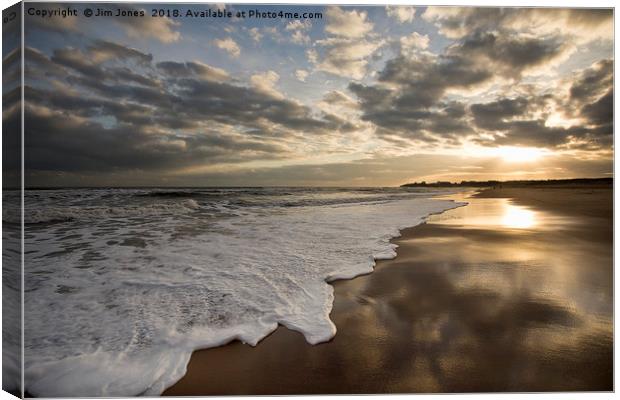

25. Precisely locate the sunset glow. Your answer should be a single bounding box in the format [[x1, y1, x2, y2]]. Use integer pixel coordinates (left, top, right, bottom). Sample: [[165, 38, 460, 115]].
[[492, 147, 548, 163], [4, 5, 611, 187]]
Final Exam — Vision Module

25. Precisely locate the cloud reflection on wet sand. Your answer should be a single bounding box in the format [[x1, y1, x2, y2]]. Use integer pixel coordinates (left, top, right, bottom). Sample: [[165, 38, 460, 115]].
[[164, 191, 612, 395]]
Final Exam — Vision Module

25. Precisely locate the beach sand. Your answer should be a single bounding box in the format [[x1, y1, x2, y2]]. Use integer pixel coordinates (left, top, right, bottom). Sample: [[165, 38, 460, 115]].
[[164, 187, 613, 395]]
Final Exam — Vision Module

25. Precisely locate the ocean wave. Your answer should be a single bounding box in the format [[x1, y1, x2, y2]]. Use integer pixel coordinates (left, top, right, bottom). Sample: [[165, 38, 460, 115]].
[[12, 200, 202, 225], [20, 188, 465, 396]]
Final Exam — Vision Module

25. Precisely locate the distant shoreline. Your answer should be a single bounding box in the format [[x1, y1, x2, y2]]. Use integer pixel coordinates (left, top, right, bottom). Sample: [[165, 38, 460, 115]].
[[401, 177, 612, 188], [2, 177, 613, 191]]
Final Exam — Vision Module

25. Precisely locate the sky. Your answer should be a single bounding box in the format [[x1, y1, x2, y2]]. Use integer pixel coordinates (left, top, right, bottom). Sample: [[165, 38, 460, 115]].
[[6, 3, 614, 186]]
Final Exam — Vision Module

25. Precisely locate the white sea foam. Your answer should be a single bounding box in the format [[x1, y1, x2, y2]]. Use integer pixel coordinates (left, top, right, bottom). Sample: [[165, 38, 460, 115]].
[[18, 188, 465, 396]]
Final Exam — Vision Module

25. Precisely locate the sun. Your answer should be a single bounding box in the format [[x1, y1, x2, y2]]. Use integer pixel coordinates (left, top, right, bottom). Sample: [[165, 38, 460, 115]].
[[492, 146, 547, 163]]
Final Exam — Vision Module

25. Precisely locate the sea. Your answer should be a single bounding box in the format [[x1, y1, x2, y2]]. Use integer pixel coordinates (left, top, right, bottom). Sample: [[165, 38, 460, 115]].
[[3, 187, 465, 396]]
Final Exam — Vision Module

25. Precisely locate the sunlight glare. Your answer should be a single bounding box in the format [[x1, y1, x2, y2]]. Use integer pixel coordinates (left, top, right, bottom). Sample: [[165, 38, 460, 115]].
[[494, 146, 546, 163], [501, 204, 537, 229]]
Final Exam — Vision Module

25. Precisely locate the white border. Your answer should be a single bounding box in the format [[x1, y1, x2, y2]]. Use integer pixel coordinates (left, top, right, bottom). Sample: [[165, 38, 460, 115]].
[[0, 1, 616, 400]]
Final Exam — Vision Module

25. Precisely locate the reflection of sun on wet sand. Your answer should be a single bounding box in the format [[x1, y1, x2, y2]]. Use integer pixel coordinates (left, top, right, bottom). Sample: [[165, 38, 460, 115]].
[[164, 186, 612, 395]]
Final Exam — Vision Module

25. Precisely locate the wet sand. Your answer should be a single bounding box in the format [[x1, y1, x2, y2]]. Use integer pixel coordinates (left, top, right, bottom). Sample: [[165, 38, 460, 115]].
[[164, 187, 613, 395]]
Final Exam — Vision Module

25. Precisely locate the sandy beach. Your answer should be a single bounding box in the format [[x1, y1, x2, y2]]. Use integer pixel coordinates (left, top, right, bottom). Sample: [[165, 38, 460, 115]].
[[164, 186, 613, 395]]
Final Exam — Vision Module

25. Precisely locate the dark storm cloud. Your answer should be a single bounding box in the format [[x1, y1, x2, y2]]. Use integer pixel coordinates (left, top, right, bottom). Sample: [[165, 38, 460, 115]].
[[88, 40, 153, 65], [111, 66, 160, 87], [173, 77, 355, 134], [24, 106, 289, 173], [49, 46, 162, 88], [474, 120, 585, 148], [25, 40, 356, 174], [470, 97, 530, 131], [51, 48, 108, 80], [155, 60, 230, 81], [25, 47, 67, 79], [580, 88, 613, 128], [33, 43, 351, 134], [156, 61, 192, 77], [570, 60, 614, 104], [457, 32, 568, 76]]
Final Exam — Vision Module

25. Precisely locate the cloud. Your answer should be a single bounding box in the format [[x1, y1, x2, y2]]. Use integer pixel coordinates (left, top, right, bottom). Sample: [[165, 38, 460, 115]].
[[322, 90, 359, 109], [51, 47, 109, 81], [25, 11, 79, 34], [385, 6, 416, 23], [212, 37, 241, 57], [400, 32, 430, 53], [569, 59, 613, 104], [324, 6, 373, 38], [24, 103, 289, 175], [581, 88, 612, 127], [311, 37, 384, 80], [156, 61, 230, 82], [568, 59, 613, 132], [48, 44, 160, 88], [21, 7, 613, 186], [308, 6, 386, 79], [263, 26, 285, 43], [250, 70, 284, 99], [291, 30, 311, 45], [248, 27, 263, 42], [286, 20, 312, 32], [88, 40, 153, 65], [285, 19, 312, 45], [469, 59, 612, 150], [23, 39, 359, 178], [295, 69, 309, 82], [470, 97, 530, 131], [423, 7, 612, 44], [114, 7, 181, 43], [349, 6, 612, 152]]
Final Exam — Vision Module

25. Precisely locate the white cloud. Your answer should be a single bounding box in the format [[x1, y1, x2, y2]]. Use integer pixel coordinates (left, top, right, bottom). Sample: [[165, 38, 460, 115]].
[[325, 6, 373, 39], [263, 26, 285, 42], [400, 32, 430, 54], [386, 6, 416, 23], [213, 37, 241, 58], [306, 48, 318, 64], [295, 69, 309, 82], [286, 19, 312, 45], [117, 11, 181, 43], [248, 27, 263, 42], [310, 6, 382, 79], [251, 70, 284, 99], [286, 20, 312, 31], [291, 30, 311, 45], [311, 38, 384, 80]]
